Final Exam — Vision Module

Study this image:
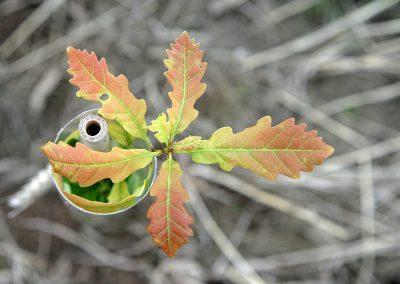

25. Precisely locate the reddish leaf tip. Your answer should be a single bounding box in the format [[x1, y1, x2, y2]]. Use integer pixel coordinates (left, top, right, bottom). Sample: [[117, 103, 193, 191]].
[[41, 141, 56, 154], [66, 46, 78, 57], [286, 117, 296, 125], [66, 46, 74, 53], [180, 30, 190, 38]]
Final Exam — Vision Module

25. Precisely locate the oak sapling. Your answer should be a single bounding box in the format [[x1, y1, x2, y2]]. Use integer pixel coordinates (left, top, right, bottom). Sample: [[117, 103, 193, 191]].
[[42, 31, 334, 257]]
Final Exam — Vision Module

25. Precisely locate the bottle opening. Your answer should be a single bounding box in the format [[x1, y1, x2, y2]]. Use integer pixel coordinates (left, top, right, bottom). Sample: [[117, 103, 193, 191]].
[[86, 121, 101, 136]]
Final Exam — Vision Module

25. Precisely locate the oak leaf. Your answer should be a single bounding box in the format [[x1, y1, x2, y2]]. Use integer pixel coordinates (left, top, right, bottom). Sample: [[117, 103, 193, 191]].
[[42, 142, 155, 187], [107, 119, 133, 148], [107, 181, 130, 203], [172, 136, 201, 152], [149, 113, 172, 145], [67, 47, 150, 145], [174, 116, 334, 180], [147, 155, 193, 256], [149, 32, 207, 144], [64, 191, 136, 214]]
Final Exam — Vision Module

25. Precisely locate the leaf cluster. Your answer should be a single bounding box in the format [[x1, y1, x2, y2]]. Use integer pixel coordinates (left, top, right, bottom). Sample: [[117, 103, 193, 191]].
[[42, 32, 334, 256]]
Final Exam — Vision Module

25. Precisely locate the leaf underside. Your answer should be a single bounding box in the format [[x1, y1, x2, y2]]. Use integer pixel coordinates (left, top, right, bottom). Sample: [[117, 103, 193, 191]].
[[108, 181, 130, 203], [67, 47, 150, 145], [42, 142, 155, 187], [147, 156, 193, 257], [174, 116, 334, 180], [64, 191, 136, 214], [107, 119, 133, 148], [149, 31, 207, 144]]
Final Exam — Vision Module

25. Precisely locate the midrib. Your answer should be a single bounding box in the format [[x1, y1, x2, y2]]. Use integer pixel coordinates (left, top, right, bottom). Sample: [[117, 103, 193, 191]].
[[55, 152, 155, 167], [177, 148, 330, 153], [170, 43, 187, 141]]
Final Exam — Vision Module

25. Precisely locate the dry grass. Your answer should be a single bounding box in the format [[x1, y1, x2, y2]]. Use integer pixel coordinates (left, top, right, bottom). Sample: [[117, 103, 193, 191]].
[[1, 0, 400, 283]]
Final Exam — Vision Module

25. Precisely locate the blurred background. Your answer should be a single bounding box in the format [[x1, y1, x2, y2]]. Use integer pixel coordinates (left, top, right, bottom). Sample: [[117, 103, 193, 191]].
[[1, 0, 400, 283]]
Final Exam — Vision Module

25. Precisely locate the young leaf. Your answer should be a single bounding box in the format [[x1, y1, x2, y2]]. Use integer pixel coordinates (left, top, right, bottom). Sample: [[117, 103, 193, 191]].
[[149, 31, 207, 144], [172, 136, 201, 152], [107, 181, 130, 202], [148, 113, 172, 145], [147, 155, 193, 257], [126, 166, 154, 197], [67, 47, 151, 146], [174, 116, 334, 180], [42, 142, 155, 187], [107, 119, 133, 148]]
